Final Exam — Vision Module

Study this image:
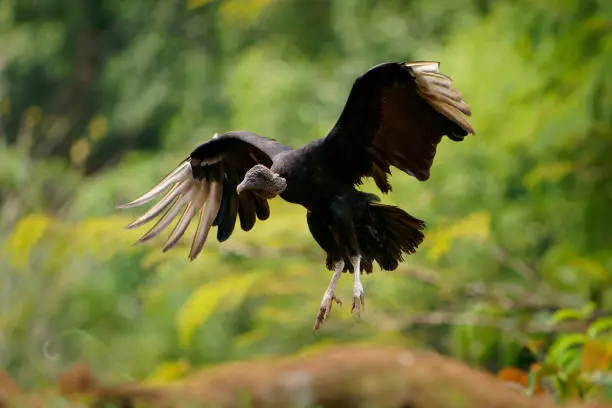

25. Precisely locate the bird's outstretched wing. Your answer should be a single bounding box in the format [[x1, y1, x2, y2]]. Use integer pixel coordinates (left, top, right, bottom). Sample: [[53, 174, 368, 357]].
[[322, 61, 475, 192], [117, 131, 291, 260]]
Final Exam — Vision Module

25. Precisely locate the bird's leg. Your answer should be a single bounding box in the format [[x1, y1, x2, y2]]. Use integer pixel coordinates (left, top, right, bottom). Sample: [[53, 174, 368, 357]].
[[313, 260, 344, 333], [351, 254, 365, 320]]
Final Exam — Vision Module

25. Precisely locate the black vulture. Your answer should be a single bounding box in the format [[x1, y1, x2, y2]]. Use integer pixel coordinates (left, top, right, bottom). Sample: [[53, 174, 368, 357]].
[[117, 61, 475, 332]]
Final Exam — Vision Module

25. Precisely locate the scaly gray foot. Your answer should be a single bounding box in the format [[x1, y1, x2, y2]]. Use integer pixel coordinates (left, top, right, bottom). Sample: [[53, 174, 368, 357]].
[[313, 292, 342, 333], [351, 282, 365, 321]]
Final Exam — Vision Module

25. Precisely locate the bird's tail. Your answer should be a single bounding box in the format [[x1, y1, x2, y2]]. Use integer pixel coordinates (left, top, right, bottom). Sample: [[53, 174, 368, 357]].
[[356, 202, 426, 273]]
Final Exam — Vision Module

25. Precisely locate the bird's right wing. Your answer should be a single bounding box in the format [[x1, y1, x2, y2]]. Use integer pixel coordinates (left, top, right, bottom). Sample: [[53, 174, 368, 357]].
[[117, 131, 291, 260]]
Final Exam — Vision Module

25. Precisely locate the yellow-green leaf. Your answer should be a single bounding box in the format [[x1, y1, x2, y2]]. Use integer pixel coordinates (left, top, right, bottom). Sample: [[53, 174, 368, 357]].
[[2, 213, 53, 270], [186, 0, 215, 10], [70, 138, 91, 167], [144, 360, 190, 385], [568, 256, 608, 280], [587, 317, 612, 338], [220, 0, 274, 27], [426, 211, 491, 261], [524, 161, 574, 188], [176, 273, 258, 348], [551, 303, 595, 325], [88, 114, 109, 141]]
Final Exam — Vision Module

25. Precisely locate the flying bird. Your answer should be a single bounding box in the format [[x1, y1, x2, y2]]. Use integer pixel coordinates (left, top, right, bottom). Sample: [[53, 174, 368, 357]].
[[117, 61, 475, 332]]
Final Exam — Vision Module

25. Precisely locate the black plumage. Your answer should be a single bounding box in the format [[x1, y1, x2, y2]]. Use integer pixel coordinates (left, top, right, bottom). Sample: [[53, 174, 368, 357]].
[[118, 61, 475, 332]]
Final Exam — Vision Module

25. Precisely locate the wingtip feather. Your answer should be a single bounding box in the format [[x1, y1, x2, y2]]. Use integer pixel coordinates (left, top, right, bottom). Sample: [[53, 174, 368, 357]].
[[403, 61, 440, 73], [116, 161, 191, 209], [162, 182, 210, 253], [136, 191, 192, 244], [188, 181, 223, 261], [118, 157, 230, 261], [410, 63, 476, 136]]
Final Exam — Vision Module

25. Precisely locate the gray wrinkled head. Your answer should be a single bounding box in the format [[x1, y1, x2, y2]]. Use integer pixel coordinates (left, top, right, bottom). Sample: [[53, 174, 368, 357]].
[[236, 164, 286, 199]]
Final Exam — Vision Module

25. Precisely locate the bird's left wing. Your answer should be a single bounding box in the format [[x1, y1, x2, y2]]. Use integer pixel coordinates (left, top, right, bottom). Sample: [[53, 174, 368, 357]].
[[321, 61, 475, 193], [117, 131, 291, 260]]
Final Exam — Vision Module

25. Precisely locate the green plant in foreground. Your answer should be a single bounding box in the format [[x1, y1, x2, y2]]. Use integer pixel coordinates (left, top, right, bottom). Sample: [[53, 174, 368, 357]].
[[524, 305, 612, 402]]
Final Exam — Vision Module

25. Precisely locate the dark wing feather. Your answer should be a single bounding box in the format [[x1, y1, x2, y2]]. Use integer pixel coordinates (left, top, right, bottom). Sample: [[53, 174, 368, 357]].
[[117, 130, 291, 260], [214, 178, 239, 242], [237, 192, 257, 231], [322, 61, 475, 191], [253, 195, 271, 221]]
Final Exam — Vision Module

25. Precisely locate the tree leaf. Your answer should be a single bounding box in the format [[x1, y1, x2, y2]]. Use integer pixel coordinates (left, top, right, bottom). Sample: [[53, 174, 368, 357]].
[[1, 213, 53, 270], [524, 161, 574, 188], [568, 257, 608, 280], [176, 273, 258, 349], [547, 333, 586, 366], [144, 360, 190, 385], [186, 0, 215, 11], [426, 211, 491, 261], [587, 317, 612, 338], [550, 304, 595, 325]]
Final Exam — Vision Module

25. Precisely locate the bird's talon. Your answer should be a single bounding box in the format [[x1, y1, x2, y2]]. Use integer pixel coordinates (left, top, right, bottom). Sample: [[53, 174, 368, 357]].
[[313, 308, 326, 333], [323, 305, 332, 320], [351, 297, 360, 317], [351, 290, 365, 321], [313, 293, 342, 334]]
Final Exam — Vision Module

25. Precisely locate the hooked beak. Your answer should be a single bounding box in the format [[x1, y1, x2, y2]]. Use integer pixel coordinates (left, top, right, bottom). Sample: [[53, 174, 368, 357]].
[[236, 181, 247, 195]]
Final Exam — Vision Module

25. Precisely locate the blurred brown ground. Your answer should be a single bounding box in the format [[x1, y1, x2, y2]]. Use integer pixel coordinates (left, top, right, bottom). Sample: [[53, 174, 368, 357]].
[[1, 345, 610, 408]]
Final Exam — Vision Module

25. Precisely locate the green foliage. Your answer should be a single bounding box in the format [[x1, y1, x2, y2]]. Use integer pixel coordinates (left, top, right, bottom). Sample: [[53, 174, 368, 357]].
[[522, 310, 612, 401], [0, 0, 611, 403], [177, 272, 258, 349]]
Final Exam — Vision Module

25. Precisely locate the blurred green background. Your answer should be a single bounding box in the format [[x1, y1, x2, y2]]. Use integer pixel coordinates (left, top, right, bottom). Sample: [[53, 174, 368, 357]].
[[0, 0, 611, 394]]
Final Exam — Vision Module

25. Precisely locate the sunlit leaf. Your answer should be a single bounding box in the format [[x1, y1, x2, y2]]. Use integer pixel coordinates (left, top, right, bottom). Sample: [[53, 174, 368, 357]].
[[1, 213, 53, 270], [176, 273, 258, 349], [551, 304, 595, 326], [88, 115, 109, 141], [587, 317, 612, 338], [547, 333, 586, 366], [567, 257, 608, 280], [186, 0, 215, 11], [233, 327, 270, 349], [70, 138, 91, 167], [220, 0, 274, 27], [524, 161, 574, 188], [425, 211, 491, 261], [144, 360, 190, 385], [427, 235, 451, 263]]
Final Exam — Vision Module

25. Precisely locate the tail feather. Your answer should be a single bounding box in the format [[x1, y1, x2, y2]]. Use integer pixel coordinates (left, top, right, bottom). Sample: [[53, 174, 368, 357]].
[[356, 202, 425, 273]]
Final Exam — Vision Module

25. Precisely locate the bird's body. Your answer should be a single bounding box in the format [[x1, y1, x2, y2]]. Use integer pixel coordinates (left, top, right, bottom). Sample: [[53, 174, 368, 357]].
[[118, 61, 475, 332], [273, 141, 328, 206]]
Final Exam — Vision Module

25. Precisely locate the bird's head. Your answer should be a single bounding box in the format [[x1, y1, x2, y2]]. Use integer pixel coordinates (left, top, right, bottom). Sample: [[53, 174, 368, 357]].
[[236, 164, 286, 199]]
